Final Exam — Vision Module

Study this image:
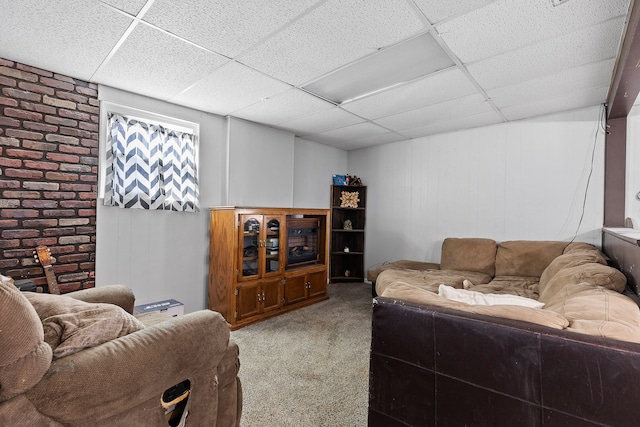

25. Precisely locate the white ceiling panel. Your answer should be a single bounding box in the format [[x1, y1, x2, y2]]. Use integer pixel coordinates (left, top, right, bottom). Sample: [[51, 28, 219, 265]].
[[0, 0, 632, 150], [231, 88, 334, 126], [342, 67, 476, 119], [93, 24, 229, 101], [412, 0, 496, 24], [0, 0, 132, 80], [277, 108, 364, 136], [307, 122, 390, 144], [376, 93, 493, 131], [400, 110, 504, 139], [343, 132, 407, 151], [100, 0, 148, 15], [143, 0, 321, 58], [488, 59, 615, 109], [436, 0, 630, 63], [467, 17, 626, 91], [238, 0, 426, 85], [170, 62, 291, 117], [501, 86, 609, 121]]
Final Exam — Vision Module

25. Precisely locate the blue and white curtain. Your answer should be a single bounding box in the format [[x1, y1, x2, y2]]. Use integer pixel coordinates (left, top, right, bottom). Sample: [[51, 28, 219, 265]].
[[104, 113, 199, 212]]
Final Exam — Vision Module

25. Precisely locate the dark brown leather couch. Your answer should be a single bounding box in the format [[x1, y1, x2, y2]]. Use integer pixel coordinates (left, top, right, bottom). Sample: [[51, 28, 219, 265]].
[[368, 296, 640, 426]]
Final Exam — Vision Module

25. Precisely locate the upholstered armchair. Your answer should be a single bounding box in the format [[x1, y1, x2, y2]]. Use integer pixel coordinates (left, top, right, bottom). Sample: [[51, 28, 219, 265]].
[[0, 282, 241, 426]]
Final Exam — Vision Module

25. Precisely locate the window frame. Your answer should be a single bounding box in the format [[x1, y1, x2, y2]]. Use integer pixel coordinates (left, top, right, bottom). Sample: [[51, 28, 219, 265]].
[[99, 101, 200, 211]]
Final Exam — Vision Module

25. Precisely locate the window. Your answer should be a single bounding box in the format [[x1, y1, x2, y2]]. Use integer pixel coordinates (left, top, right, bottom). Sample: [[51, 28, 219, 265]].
[[104, 112, 199, 212]]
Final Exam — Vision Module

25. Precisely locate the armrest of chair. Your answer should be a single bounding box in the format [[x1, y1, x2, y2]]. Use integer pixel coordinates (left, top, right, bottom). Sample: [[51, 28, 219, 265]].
[[26, 310, 230, 424], [66, 284, 135, 313]]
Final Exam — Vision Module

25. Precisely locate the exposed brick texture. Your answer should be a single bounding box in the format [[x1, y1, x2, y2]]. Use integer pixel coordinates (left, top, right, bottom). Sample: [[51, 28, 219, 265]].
[[0, 58, 97, 293]]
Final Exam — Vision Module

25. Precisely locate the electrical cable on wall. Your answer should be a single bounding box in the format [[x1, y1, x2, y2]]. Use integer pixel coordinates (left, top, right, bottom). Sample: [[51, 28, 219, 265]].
[[569, 103, 606, 243]]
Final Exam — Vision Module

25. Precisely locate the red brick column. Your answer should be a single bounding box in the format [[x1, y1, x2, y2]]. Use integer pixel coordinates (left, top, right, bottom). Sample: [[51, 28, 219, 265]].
[[0, 57, 98, 293]]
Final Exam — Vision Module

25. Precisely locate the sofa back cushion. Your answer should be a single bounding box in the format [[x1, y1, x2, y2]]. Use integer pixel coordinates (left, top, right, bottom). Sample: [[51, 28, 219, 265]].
[[538, 250, 608, 293], [440, 238, 497, 276], [539, 263, 627, 304], [495, 241, 567, 278]]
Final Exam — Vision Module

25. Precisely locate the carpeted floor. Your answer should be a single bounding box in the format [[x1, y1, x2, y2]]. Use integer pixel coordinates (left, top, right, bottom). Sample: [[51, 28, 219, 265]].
[[230, 282, 373, 427]]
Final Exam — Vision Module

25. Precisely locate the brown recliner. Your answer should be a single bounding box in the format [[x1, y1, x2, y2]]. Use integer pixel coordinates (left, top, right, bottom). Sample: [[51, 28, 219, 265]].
[[0, 282, 241, 426]]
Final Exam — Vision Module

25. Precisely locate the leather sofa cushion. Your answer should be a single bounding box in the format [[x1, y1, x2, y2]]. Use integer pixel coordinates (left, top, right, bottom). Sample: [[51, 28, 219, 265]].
[[539, 263, 626, 304], [495, 241, 567, 277], [381, 281, 569, 330], [544, 283, 640, 343], [375, 268, 492, 296], [440, 238, 497, 276]]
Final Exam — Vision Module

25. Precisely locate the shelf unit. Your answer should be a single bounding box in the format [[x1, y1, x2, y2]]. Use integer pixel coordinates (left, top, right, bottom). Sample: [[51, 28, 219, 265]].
[[330, 185, 366, 283]]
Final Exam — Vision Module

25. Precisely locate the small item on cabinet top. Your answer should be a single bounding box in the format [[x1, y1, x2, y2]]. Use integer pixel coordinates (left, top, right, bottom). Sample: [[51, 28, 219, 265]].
[[333, 174, 347, 185]]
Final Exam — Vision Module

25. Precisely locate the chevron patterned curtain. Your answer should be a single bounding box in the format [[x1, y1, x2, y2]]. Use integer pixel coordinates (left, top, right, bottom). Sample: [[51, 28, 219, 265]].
[[104, 113, 199, 212]]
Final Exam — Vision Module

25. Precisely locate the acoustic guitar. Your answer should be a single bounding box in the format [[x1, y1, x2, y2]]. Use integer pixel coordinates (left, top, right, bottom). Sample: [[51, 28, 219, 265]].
[[34, 245, 60, 295]]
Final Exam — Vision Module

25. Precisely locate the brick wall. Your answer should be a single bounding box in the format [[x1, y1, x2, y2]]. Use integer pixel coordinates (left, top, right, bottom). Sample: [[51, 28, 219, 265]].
[[0, 57, 98, 293]]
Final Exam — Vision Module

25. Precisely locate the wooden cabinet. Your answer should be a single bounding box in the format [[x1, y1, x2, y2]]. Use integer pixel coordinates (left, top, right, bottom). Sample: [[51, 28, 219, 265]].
[[330, 185, 366, 283], [208, 207, 329, 329]]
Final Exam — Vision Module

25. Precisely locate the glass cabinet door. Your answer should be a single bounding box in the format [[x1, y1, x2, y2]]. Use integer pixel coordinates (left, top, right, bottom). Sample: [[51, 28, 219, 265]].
[[239, 216, 261, 280], [264, 216, 282, 275]]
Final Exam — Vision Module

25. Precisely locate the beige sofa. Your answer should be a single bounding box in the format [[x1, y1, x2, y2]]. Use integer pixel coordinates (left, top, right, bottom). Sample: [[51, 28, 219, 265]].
[[368, 238, 640, 343], [0, 283, 242, 426], [368, 237, 640, 426]]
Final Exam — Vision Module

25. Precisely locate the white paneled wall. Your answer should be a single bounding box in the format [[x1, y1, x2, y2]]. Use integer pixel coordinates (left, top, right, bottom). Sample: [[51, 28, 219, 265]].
[[349, 106, 606, 273], [96, 87, 344, 312], [293, 137, 348, 208], [626, 104, 640, 226]]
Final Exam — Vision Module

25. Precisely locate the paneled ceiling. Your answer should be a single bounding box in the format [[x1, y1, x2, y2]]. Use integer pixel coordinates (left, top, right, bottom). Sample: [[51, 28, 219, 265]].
[[0, 0, 632, 150]]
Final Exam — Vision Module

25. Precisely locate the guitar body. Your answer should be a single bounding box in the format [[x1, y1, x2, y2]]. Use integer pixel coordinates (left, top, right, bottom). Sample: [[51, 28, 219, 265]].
[[34, 245, 60, 295]]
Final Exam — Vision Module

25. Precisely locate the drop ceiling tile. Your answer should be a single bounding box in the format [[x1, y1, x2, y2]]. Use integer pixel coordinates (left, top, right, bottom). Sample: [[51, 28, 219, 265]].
[[436, 0, 630, 63], [400, 110, 504, 139], [238, 0, 426, 86], [143, 0, 320, 58], [412, 0, 495, 24], [0, 0, 132, 80], [342, 67, 477, 119], [376, 93, 492, 131], [231, 88, 334, 126], [101, 0, 148, 15], [93, 24, 229, 101], [344, 132, 407, 150], [307, 122, 390, 145], [488, 59, 615, 109], [170, 62, 291, 116], [500, 86, 609, 121], [468, 17, 626, 90], [277, 108, 365, 136]]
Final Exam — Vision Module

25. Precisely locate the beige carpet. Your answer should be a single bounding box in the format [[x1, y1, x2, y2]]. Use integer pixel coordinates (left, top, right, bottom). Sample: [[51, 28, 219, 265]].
[[230, 282, 372, 427]]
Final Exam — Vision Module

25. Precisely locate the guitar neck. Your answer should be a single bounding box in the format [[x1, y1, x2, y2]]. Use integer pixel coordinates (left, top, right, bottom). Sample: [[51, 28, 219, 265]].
[[43, 265, 60, 295]]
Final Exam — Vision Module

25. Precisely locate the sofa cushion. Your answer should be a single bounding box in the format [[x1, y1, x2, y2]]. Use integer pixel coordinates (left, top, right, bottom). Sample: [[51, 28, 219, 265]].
[[539, 263, 627, 304], [24, 292, 145, 360], [539, 251, 607, 292], [473, 277, 540, 300], [495, 240, 568, 277], [438, 285, 544, 308], [440, 238, 497, 276], [381, 282, 569, 330], [0, 283, 52, 402], [544, 283, 640, 343], [375, 268, 492, 296], [367, 260, 440, 283], [562, 242, 601, 255]]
